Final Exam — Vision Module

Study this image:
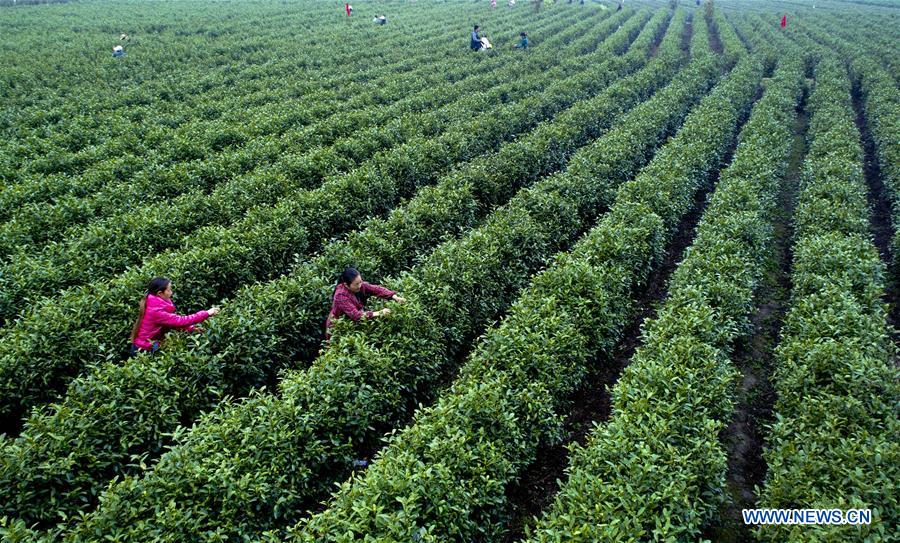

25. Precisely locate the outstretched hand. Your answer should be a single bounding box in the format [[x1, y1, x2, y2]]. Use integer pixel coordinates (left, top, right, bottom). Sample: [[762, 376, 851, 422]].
[[391, 294, 406, 304]]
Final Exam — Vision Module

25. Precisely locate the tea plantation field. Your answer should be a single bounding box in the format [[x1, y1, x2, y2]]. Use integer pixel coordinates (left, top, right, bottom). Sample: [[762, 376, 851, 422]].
[[0, 0, 897, 541]]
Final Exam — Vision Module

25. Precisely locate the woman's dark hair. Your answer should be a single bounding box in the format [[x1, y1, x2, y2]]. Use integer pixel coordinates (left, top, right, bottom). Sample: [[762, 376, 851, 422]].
[[474, 24, 480, 31], [338, 267, 360, 286], [147, 277, 172, 295], [334, 267, 362, 301], [130, 277, 171, 343], [520, 31, 527, 37]]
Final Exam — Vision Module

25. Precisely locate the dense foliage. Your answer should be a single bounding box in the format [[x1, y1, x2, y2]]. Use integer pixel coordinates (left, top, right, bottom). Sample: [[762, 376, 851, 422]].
[[0, 1, 896, 541], [527, 44, 804, 543], [755, 57, 899, 543]]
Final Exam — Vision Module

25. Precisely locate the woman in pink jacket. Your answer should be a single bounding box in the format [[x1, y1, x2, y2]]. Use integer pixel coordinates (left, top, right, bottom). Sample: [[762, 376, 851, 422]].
[[129, 277, 220, 356]]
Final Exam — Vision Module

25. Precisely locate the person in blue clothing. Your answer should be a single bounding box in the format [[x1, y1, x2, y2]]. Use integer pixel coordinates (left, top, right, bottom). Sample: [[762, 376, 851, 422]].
[[513, 31, 529, 49], [470, 24, 483, 50], [112, 44, 125, 58]]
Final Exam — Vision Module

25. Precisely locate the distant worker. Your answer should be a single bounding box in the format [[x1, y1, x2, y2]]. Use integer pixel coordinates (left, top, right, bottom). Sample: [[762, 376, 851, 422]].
[[120, 33, 129, 41], [471, 24, 484, 50], [345, 3, 353, 16], [112, 44, 125, 58], [513, 31, 529, 49], [491, 0, 497, 7], [325, 268, 405, 338], [617, 2, 622, 11], [129, 277, 219, 357], [780, 14, 787, 28], [373, 14, 387, 24]]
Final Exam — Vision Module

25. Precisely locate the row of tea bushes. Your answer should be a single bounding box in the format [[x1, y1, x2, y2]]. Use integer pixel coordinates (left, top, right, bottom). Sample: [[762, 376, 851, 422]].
[[755, 58, 899, 543], [55, 11, 706, 543], [0, 1, 502, 182], [292, 33, 765, 543], [0, 10, 656, 430], [525, 51, 802, 543], [0, 5, 569, 258], [0, 7, 664, 533]]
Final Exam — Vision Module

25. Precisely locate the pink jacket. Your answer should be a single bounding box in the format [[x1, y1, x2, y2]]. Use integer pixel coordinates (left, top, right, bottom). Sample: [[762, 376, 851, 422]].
[[132, 294, 210, 350]]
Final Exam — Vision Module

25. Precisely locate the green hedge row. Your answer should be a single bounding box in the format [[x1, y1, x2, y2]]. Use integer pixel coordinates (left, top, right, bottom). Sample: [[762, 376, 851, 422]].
[[290, 42, 766, 543], [725, 9, 785, 63], [0, 1, 496, 183], [708, 3, 747, 64], [0, 1, 479, 221], [0, 4, 565, 261], [525, 51, 800, 543], [856, 59, 900, 301], [55, 11, 706, 543], [805, 17, 900, 310], [755, 58, 899, 543], [818, 11, 900, 82], [0, 10, 657, 430], [0, 6, 654, 532], [0, 7, 602, 320]]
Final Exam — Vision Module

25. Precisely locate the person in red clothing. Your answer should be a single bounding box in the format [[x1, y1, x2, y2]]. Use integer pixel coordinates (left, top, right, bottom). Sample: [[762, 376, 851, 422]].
[[345, 3, 353, 16], [325, 268, 404, 338], [129, 277, 220, 357], [781, 14, 787, 28]]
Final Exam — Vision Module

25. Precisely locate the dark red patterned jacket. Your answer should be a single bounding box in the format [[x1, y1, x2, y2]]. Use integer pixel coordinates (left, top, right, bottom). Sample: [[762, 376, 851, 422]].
[[325, 281, 395, 334]]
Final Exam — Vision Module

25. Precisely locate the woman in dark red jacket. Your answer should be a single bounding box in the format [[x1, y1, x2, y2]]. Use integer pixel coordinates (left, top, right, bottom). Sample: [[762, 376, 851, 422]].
[[129, 277, 220, 356], [326, 268, 404, 338]]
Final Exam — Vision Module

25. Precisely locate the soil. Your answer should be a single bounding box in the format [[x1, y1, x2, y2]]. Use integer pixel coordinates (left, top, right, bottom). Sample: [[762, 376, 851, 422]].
[[651, 10, 690, 58], [725, 12, 753, 51], [701, 87, 809, 543], [709, 17, 724, 54], [850, 82, 899, 336], [680, 13, 694, 54], [0, 413, 22, 437]]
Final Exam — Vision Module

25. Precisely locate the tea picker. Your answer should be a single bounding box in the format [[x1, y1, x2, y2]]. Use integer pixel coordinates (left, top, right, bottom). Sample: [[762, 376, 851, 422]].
[[325, 267, 405, 339], [129, 277, 220, 357], [470, 25, 493, 51], [513, 31, 529, 49], [470, 24, 483, 50]]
